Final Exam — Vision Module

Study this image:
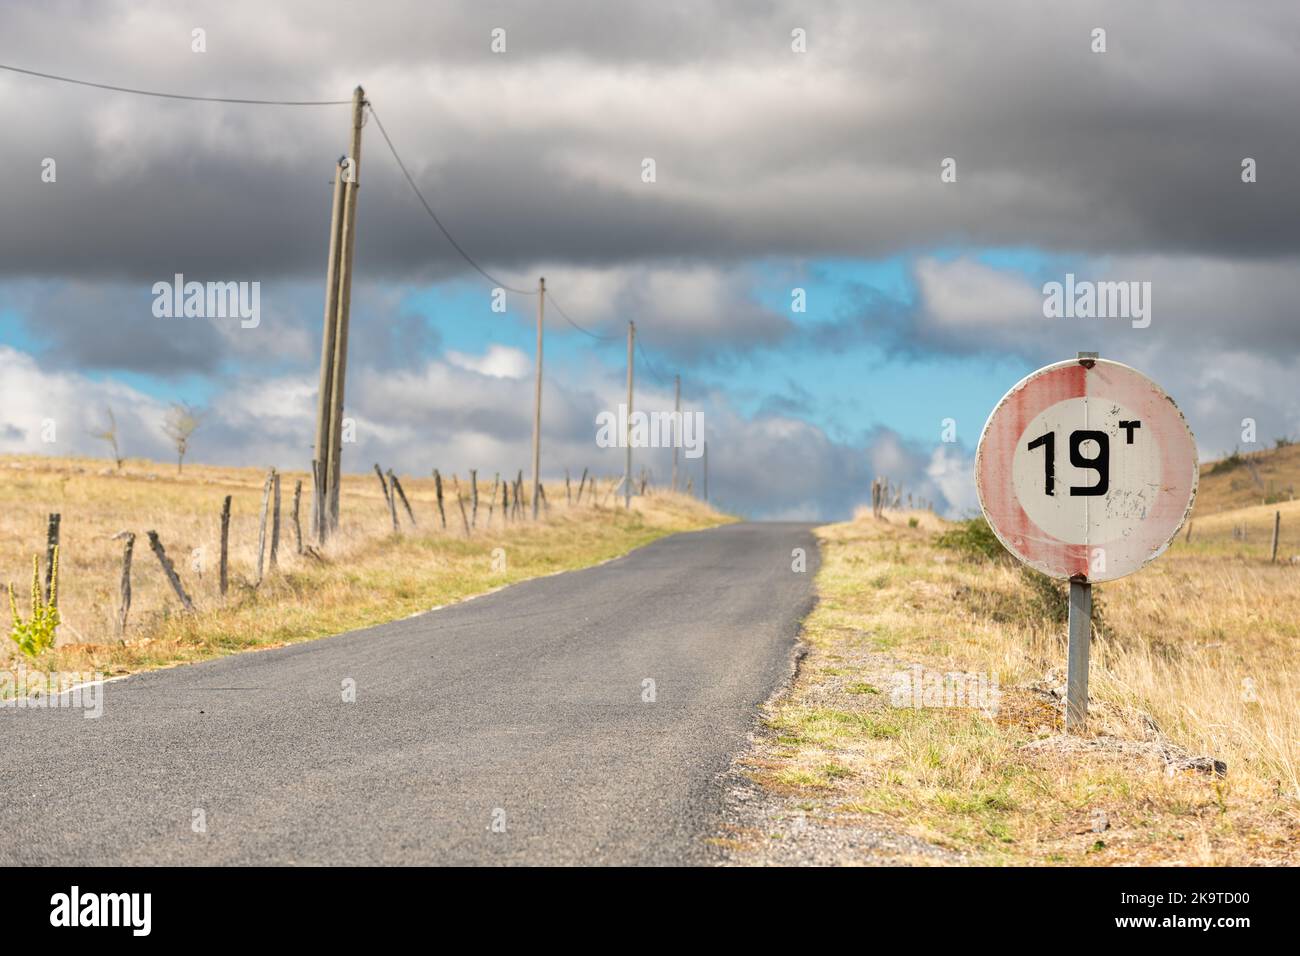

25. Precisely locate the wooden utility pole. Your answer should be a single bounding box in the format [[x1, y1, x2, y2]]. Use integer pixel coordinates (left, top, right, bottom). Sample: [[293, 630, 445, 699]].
[[313, 85, 366, 541], [672, 374, 680, 493], [625, 321, 635, 509], [313, 157, 345, 542], [326, 85, 366, 530], [531, 277, 545, 520]]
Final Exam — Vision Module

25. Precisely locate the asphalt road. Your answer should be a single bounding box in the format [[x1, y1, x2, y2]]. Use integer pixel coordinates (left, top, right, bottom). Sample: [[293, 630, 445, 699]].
[[0, 522, 818, 865]]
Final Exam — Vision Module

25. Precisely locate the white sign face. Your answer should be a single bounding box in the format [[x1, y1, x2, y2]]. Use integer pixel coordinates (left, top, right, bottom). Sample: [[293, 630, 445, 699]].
[[975, 358, 1197, 582]]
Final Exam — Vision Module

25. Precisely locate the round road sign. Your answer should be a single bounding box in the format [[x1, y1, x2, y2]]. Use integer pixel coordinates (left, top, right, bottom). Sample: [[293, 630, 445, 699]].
[[974, 357, 1197, 583]]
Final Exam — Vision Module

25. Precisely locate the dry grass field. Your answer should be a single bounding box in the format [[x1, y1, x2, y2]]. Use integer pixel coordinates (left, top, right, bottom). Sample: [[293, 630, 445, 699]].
[[725, 449, 1300, 865], [0, 454, 726, 682]]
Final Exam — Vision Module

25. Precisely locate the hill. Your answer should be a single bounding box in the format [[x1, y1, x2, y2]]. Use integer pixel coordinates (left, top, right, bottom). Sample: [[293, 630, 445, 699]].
[[1193, 442, 1300, 516]]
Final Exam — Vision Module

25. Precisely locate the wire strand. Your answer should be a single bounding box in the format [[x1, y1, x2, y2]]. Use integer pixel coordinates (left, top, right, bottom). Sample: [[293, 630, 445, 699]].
[[3, 61, 677, 372], [547, 292, 616, 341], [0, 62, 351, 105], [368, 103, 536, 296], [636, 336, 671, 385]]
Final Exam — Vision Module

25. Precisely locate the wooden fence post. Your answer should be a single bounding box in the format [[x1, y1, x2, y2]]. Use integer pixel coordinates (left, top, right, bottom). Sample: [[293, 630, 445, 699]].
[[576, 467, 588, 504], [219, 494, 231, 597], [471, 469, 479, 529], [457, 492, 471, 537], [269, 470, 281, 570], [113, 531, 134, 637], [292, 481, 303, 555], [486, 473, 499, 527], [147, 530, 195, 612], [256, 469, 273, 585], [384, 468, 399, 532], [565, 469, 572, 505], [1270, 510, 1281, 563], [433, 469, 447, 529], [374, 463, 391, 507], [390, 472, 416, 527]]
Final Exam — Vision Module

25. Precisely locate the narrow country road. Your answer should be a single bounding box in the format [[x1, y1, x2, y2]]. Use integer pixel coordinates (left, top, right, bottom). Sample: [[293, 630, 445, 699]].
[[1, 522, 818, 865]]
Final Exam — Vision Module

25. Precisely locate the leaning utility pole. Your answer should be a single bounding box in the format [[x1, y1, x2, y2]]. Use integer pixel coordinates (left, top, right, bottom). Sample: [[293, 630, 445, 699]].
[[625, 321, 635, 509], [312, 157, 345, 542], [672, 374, 680, 493], [312, 85, 366, 541], [531, 277, 545, 520]]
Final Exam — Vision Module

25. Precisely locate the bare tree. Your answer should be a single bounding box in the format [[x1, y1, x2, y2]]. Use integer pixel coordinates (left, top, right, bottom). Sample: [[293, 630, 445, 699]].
[[161, 403, 203, 474], [88, 405, 125, 470]]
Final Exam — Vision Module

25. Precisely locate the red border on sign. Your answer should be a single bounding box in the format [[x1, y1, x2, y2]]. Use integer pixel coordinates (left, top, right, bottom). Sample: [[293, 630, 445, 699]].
[[977, 363, 1089, 578], [975, 359, 1198, 582]]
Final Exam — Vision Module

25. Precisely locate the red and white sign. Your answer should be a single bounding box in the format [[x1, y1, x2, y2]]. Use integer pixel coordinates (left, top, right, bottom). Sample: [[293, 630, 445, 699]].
[[975, 358, 1197, 583]]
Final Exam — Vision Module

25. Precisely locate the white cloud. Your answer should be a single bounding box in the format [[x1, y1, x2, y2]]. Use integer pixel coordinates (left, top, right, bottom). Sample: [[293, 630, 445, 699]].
[[446, 344, 531, 379], [0, 346, 172, 461], [915, 257, 1044, 330]]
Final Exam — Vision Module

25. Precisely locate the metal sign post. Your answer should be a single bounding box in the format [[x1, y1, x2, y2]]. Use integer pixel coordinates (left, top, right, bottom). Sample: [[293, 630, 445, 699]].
[[975, 353, 1198, 733], [1066, 574, 1091, 732]]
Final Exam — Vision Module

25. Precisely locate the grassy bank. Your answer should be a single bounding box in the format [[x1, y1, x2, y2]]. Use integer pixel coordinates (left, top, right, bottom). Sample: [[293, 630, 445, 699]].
[[1, 454, 727, 682], [725, 507, 1298, 866]]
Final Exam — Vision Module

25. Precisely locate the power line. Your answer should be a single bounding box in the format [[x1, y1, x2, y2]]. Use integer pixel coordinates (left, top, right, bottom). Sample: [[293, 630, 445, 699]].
[[636, 336, 672, 385], [547, 292, 616, 341], [0, 62, 351, 105], [370, 101, 675, 375], [367, 103, 536, 296], [5, 59, 678, 373]]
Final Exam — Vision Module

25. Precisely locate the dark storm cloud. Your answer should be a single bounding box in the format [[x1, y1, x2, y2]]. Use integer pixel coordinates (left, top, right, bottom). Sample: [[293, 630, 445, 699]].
[[9, 281, 225, 374], [1, 278, 442, 376], [3, 0, 1299, 287]]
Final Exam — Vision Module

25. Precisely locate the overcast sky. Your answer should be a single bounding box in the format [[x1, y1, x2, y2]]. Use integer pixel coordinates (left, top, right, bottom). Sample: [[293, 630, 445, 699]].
[[2, 0, 1298, 518]]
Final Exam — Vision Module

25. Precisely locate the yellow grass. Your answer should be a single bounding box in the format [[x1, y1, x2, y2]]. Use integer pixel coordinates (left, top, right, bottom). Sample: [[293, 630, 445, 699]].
[[0, 454, 727, 681], [739, 506, 1299, 865], [1179, 496, 1300, 561]]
